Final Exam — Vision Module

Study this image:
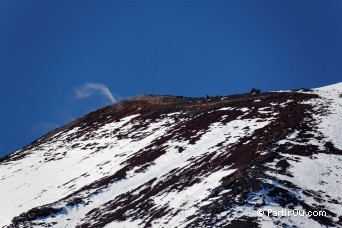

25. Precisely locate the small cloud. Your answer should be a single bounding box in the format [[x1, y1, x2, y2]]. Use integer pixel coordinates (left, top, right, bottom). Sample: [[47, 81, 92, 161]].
[[75, 82, 116, 103]]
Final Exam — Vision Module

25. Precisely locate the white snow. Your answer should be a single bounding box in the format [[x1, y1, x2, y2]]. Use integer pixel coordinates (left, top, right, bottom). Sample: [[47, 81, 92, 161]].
[[218, 107, 234, 111], [314, 82, 342, 149], [267, 153, 342, 223], [40, 112, 275, 227], [2, 106, 274, 227]]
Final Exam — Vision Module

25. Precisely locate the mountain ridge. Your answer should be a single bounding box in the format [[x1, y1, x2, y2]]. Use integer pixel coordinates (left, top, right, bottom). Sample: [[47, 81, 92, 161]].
[[1, 83, 342, 227]]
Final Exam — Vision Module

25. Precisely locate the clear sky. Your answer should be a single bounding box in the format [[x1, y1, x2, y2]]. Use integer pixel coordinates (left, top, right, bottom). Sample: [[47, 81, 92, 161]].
[[0, 0, 341, 158]]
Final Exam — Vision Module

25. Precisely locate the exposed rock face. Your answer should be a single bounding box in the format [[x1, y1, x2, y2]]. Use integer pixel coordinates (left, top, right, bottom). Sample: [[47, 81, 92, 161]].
[[1, 83, 342, 227], [250, 88, 261, 94]]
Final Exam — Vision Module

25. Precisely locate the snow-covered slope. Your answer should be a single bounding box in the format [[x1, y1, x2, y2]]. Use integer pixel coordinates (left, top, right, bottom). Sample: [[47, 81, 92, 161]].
[[0, 83, 341, 227]]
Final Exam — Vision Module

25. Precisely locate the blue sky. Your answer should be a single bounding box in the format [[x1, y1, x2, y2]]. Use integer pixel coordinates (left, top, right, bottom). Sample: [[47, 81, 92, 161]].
[[0, 0, 341, 158]]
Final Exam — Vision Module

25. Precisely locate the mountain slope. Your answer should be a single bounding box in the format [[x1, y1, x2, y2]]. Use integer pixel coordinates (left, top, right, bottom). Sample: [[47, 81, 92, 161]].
[[0, 83, 341, 227]]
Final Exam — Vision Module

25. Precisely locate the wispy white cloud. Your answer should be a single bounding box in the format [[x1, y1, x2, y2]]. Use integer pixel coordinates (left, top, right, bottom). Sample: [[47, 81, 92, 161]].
[[75, 82, 116, 103]]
